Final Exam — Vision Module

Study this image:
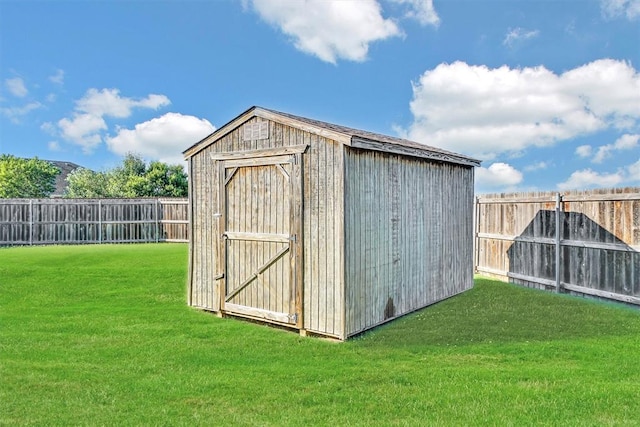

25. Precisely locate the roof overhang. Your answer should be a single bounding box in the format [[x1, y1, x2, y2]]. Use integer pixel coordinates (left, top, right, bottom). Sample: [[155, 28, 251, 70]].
[[183, 106, 481, 168], [183, 106, 351, 159], [349, 137, 481, 167]]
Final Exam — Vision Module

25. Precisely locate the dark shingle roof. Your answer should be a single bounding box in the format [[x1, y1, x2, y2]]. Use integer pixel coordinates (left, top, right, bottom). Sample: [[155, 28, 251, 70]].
[[47, 160, 84, 197], [260, 107, 480, 166], [184, 106, 480, 167]]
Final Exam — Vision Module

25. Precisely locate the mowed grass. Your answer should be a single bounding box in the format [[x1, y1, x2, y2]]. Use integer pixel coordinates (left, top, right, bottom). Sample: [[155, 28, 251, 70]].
[[2, 244, 640, 426]]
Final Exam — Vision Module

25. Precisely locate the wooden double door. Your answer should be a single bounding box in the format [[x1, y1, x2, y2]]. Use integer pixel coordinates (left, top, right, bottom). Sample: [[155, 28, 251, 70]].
[[218, 148, 303, 327]]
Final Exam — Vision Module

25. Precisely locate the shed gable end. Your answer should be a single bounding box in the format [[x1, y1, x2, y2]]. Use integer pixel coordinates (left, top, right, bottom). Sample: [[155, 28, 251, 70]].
[[187, 115, 347, 338]]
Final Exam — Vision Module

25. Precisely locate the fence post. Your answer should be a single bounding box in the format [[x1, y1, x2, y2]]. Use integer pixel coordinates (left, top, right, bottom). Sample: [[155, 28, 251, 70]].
[[98, 199, 102, 244], [555, 192, 562, 293], [29, 199, 33, 246], [155, 199, 159, 243], [474, 195, 479, 274]]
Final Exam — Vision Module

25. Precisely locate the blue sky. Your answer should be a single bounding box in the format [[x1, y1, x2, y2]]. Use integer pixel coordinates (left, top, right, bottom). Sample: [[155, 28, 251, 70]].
[[1, 0, 638, 193]]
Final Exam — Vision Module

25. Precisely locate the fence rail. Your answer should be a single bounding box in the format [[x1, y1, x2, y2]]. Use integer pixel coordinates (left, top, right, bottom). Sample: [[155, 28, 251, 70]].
[[3, 190, 639, 308], [0, 198, 188, 245], [474, 187, 640, 306]]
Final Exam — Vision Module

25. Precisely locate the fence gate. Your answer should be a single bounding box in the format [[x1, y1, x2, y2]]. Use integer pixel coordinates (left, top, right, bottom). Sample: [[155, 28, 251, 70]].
[[219, 153, 302, 325]]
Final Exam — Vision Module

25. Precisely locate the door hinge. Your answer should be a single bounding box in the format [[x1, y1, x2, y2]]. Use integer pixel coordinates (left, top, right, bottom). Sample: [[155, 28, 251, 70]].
[[290, 234, 297, 243], [289, 313, 298, 323]]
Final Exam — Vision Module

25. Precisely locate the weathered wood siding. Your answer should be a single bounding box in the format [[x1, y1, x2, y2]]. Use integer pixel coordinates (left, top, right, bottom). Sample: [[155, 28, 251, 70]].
[[188, 117, 344, 337], [475, 192, 557, 281], [223, 160, 295, 319], [303, 130, 344, 337], [475, 188, 640, 305], [158, 199, 189, 242], [344, 148, 475, 337], [0, 198, 188, 245], [188, 150, 221, 310]]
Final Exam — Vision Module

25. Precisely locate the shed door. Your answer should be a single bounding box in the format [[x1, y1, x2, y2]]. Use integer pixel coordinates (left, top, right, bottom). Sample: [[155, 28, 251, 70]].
[[220, 154, 302, 326]]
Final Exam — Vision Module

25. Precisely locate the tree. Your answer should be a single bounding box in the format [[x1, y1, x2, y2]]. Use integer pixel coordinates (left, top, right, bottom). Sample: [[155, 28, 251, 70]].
[[107, 154, 148, 197], [64, 168, 110, 198], [0, 155, 61, 198], [64, 153, 188, 198], [139, 161, 188, 197]]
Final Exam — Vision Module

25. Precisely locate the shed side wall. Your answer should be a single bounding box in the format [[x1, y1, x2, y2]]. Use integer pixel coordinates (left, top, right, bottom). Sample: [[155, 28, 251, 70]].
[[188, 148, 220, 310], [344, 148, 475, 337], [188, 117, 345, 338]]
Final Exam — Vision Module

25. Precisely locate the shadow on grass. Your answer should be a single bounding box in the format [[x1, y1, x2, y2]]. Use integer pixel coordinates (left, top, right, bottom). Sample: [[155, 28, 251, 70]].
[[353, 277, 640, 349]]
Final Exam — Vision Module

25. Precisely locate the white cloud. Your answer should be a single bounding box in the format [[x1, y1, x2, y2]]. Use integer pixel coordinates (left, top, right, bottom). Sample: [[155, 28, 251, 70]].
[[476, 162, 523, 189], [106, 112, 215, 165], [247, 0, 402, 63], [562, 59, 640, 120], [0, 101, 43, 123], [49, 69, 65, 85], [557, 169, 625, 190], [523, 161, 549, 172], [405, 59, 640, 160], [56, 88, 171, 152], [48, 141, 61, 151], [41, 121, 57, 135], [5, 77, 28, 97], [558, 154, 640, 189], [75, 88, 170, 118], [614, 133, 640, 149], [503, 27, 540, 47], [58, 113, 107, 153], [389, 0, 440, 26], [628, 158, 640, 181], [592, 134, 639, 163], [575, 145, 592, 158], [601, 0, 640, 20], [592, 147, 611, 163]]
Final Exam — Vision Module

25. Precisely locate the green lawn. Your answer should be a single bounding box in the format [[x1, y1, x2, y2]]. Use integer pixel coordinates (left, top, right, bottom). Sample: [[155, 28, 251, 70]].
[[1, 244, 639, 426]]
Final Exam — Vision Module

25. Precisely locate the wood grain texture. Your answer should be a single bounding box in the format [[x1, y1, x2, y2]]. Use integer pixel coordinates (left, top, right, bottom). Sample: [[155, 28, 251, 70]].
[[0, 198, 188, 245], [343, 148, 475, 337], [222, 159, 295, 320], [187, 117, 344, 338], [475, 187, 640, 304], [186, 110, 477, 339]]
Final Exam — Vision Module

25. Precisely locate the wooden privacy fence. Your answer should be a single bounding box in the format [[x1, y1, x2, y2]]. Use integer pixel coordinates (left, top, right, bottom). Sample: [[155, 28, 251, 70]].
[[475, 187, 640, 306], [0, 198, 188, 245]]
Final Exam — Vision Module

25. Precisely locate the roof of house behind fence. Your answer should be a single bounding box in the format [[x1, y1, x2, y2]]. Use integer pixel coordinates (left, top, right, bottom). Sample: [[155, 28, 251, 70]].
[[183, 106, 481, 167], [48, 160, 84, 197], [15, 158, 84, 197]]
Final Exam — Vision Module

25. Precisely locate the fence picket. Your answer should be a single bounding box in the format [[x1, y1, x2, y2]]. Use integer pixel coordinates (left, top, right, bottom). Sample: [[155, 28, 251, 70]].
[[0, 198, 188, 245], [475, 187, 640, 306]]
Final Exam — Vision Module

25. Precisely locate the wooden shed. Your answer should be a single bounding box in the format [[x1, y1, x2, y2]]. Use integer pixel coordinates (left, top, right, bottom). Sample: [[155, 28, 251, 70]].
[[183, 106, 480, 340]]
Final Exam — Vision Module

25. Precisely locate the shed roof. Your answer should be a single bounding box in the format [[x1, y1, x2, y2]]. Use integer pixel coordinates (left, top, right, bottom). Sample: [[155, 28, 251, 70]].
[[183, 106, 480, 167]]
